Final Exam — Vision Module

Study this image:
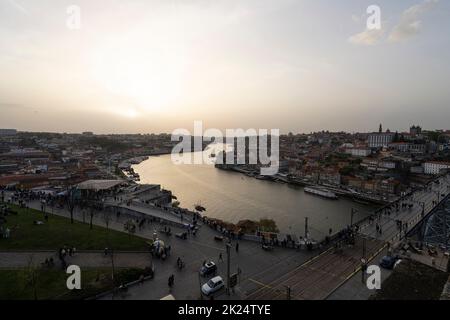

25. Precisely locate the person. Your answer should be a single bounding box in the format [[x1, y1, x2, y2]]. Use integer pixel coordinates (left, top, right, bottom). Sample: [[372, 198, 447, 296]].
[[219, 252, 223, 262], [235, 242, 239, 253], [177, 257, 181, 268]]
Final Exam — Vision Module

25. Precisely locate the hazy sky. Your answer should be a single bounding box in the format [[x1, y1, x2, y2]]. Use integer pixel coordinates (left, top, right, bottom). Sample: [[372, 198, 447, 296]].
[[1, 0, 449, 134]]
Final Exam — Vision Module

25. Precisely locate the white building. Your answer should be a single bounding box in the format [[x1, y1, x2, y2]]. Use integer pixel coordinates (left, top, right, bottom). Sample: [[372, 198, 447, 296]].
[[345, 148, 371, 157], [368, 133, 394, 148], [423, 161, 450, 175], [0, 129, 17, 136]]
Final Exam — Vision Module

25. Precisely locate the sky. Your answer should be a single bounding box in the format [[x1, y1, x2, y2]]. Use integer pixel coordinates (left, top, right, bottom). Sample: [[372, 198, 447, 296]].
[[1, 0, 450, 134]]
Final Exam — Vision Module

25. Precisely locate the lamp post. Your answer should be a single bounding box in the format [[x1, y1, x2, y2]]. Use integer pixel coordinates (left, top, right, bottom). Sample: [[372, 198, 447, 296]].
[[226, 243, 232, 295], [351, 208, 358, 227]]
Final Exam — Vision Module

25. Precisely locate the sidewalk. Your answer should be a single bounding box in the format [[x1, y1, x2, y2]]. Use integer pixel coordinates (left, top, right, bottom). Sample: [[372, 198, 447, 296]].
[[0, 251, 152, 269]]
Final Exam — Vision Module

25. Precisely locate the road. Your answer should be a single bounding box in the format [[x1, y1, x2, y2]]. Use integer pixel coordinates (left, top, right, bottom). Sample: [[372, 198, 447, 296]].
[[4, 192, 314, 300], [4, 174, 448, 300], [244, 174, 450, 300]]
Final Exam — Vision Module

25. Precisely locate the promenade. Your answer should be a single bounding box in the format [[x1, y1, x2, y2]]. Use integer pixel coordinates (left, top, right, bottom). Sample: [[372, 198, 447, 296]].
[[244, 174, 450, 300], [4, 192, 314, 300]]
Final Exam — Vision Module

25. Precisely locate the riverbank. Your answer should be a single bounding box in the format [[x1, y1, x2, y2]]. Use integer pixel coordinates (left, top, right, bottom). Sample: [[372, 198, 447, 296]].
[[214, 164, 390, 206]]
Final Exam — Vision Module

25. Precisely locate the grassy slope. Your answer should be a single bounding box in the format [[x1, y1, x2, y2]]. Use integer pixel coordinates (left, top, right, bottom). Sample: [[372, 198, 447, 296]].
[[0, 205, 149, 251], [0, 268, 149, 300], [371, 259, 449, 300]]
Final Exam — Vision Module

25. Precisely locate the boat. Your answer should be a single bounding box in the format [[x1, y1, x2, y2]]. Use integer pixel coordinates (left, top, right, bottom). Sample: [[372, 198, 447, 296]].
[[195, 203, 206, 212], [304, 187, 338, 200]]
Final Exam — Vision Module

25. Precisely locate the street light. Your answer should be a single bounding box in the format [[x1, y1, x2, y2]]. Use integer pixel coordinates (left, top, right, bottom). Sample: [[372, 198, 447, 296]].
[[226, 243, 232, 295], [351, 208, 358, 227]]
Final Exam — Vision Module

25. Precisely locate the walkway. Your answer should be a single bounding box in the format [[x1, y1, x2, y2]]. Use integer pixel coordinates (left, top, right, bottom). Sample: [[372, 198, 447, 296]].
[[245, 174, 450, 300], [0, 251, 152, 269]]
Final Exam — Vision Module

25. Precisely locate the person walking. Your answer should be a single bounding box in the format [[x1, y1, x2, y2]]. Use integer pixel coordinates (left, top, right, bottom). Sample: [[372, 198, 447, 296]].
[[219, 252, 223, 262], [235, 242, 239, 253]]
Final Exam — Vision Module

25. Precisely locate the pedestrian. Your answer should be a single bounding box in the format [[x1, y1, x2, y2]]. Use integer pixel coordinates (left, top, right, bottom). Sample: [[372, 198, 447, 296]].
[[219, 252, 223, 262], [235, 242, 239, 253]]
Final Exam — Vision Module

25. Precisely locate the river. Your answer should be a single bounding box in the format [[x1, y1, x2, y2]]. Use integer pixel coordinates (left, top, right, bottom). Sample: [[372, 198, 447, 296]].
[[132, 149, 374, 239]]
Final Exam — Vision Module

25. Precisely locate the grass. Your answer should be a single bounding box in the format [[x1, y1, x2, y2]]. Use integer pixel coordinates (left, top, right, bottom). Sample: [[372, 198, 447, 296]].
[[0, 204, 149, 251], [371, 259, 449, 300], [0, 267, 152, 300]]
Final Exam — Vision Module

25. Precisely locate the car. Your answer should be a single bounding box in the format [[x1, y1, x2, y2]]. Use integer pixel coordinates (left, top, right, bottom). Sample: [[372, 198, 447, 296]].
[[379, 255, 400, 269], [200, 261, 217, 277], [201, 276, 224, 296], [393, 259, 402, 269], [175, 232, 187, 240]]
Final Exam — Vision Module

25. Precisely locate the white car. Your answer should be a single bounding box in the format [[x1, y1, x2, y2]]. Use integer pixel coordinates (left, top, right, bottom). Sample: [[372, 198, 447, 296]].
[[201, 276, 224, 296]]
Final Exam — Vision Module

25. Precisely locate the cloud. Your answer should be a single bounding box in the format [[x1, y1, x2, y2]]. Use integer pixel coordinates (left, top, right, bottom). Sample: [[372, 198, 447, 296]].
[[348, 28, 385, 46], [388, 0, 439, 43]]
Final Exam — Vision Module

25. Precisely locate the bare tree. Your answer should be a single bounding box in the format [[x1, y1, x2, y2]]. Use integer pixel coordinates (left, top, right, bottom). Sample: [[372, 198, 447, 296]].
[[103, 210, 112, 230], [24, 255, 39, 300], [66, 187, 77, 224], [89, 205, 95, 230]]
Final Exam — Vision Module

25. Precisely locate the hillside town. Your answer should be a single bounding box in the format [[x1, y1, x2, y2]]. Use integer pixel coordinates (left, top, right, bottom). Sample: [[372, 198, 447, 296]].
[[1, 125, 450, 204]]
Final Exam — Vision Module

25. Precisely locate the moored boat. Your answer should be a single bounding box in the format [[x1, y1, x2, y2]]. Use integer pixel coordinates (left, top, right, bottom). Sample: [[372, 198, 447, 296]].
[[304, 187, 338, 199]]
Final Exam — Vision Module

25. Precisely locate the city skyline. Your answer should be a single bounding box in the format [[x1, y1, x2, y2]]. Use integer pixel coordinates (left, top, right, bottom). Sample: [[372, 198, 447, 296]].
[[1, 0, 450, 134]]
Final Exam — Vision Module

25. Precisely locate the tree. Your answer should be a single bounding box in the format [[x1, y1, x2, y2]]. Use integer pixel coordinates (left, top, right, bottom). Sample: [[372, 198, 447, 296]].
[[66, 187, 77, 224], [89, 205, 95, 230], [103, 211, 112, 230], [393, 131, 400, 142], [124, 220, 136, 238], [24, 256, 39, 300], [103, 210, 115, 280]]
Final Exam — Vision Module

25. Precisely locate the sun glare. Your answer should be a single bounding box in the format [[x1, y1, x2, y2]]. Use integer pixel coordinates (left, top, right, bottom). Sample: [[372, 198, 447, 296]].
[[90, 39, 186, 115]]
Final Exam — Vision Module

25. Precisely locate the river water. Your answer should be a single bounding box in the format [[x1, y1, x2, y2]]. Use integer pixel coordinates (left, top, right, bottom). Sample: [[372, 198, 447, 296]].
[[132, 149, 373, 239]]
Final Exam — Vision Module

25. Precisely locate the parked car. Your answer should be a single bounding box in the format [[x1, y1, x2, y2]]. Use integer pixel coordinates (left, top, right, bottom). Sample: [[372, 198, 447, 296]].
[[379, 255, 400, 269], [200, 261, 217, 277], [176, 232, 187, 240], [201, 276, 224, 296]]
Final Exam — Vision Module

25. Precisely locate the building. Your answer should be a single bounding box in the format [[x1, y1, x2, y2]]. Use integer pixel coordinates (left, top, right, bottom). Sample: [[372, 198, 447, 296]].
[[410, 125, 422, 136], [389, 142, 427, 154], [410, 166, 424, 174], [423, 161, 450, 175], [361, 158, 397, 171], [368, 132, 394, 148], [0, 129, 17, 136], [345, 148, 371, 157]]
